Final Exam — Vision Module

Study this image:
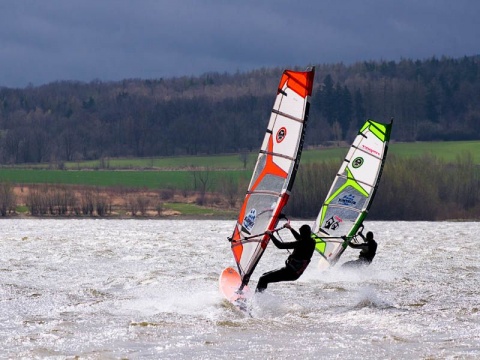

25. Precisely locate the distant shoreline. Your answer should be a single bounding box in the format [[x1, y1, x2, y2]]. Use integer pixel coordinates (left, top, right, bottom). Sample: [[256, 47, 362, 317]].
[[0, 213, 237, 221], [0, 214, 477, 222]]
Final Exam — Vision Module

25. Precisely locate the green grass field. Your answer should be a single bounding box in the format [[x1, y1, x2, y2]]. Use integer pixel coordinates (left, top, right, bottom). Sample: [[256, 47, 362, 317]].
[[60, 140, 480, 170], [63, 154, 250, 170], [0, 169, 251, 191], [388, 140, 480, 162], [0, 140, 478, 190], [303, 140, 480, 164]]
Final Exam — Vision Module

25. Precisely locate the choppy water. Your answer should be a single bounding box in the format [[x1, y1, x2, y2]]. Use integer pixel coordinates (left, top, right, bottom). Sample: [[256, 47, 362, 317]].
[[0, 219, 479, 359]]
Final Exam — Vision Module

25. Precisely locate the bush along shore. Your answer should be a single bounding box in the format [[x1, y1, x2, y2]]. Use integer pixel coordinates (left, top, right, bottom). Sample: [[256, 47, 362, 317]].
[[0, 183, 237, 219]]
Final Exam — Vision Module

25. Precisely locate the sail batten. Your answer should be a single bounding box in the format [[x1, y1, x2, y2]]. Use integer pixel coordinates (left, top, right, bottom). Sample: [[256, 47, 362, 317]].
[[228, 67, 315, 286], [247, 190, 284, 196], [258, 150, 296, 161], [271, 109, 305, 122]]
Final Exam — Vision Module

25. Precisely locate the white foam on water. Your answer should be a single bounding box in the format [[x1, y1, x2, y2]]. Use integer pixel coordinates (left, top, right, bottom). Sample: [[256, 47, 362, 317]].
[[1, 220, 480, 359]]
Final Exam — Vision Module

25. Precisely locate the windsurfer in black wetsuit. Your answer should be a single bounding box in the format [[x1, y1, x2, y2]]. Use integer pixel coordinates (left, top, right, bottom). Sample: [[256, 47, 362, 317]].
[[342, 231, 377, 268], [255, 223, 316, 293]]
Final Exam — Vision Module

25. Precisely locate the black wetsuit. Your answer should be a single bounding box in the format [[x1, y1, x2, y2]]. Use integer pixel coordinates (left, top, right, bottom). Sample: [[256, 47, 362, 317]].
[[342, 234, 377, 268], [256, 228, 315, 293]]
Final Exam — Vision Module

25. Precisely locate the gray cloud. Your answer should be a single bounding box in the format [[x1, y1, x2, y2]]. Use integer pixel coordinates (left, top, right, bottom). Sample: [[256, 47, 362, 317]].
[[0, 0, 478, 88]]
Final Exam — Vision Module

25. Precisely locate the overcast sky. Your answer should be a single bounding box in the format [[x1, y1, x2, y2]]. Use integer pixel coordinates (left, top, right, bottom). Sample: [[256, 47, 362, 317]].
[[1, 0, 478, 88]]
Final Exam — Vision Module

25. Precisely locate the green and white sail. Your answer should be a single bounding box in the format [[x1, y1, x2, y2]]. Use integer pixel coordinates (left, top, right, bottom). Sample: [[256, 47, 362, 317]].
[[313, 119, 393, 269]]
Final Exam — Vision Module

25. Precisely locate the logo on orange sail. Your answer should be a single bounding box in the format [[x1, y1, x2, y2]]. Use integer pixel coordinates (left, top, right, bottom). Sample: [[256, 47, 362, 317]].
[[241, 209, 256, 235], [276, 127, 287, 143]]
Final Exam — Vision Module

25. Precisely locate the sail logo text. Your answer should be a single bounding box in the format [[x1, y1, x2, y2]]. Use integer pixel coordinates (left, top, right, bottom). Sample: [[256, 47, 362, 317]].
[[241, 209, 256, 234], [338, 194, 356, 206], [362, 145, 380, 156]]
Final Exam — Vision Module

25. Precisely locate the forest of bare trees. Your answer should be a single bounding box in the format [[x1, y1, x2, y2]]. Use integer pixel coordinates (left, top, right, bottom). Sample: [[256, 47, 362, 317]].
[[0, 55, 479, 165]]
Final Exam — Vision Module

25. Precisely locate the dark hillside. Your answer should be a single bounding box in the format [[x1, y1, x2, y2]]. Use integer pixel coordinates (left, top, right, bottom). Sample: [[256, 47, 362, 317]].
[[0, 56, 479, 165]]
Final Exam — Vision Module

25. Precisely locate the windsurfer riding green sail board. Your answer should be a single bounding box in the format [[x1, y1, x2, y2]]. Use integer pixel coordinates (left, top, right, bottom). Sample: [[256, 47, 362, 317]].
[[312, 119, 393, 269]]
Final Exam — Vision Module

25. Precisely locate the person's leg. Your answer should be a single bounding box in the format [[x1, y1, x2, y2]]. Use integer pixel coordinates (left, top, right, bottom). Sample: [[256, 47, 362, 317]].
[[256, 267, 298, 292]]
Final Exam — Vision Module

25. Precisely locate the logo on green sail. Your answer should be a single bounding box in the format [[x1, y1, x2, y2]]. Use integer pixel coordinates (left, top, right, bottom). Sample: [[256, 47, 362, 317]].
[[352, 157, 364, 168]]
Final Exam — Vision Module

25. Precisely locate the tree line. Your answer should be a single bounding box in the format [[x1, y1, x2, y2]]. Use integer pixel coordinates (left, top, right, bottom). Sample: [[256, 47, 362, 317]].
[[0, 55, 479, 164]]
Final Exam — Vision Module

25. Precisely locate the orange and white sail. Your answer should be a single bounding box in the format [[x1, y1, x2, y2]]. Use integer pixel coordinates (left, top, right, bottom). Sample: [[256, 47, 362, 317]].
[[228, 67, 315, 288]]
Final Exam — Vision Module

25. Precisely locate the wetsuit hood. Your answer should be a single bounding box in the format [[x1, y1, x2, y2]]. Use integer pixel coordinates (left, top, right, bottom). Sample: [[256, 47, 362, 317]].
[[299, 225, 312, 239]]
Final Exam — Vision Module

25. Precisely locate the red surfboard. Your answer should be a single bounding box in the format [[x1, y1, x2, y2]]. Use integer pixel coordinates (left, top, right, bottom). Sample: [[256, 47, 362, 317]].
[[219, 267, 250, 312]]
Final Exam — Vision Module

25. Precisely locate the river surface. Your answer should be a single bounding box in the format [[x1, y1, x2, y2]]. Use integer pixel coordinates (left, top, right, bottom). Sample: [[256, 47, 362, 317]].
[[0, 219, 479, 359]]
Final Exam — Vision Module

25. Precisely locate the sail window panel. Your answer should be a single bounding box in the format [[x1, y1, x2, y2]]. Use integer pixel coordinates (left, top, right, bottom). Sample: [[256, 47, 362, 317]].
[[242, 193, 279, 236], [239, 239, 262, 273], [239, 241, 264, 275], [324, 206, 359, 227], [321, 206, 358, 234], [238, 193, 279, 273], [329, 180, 369, 211], [240, 248, 261, 274], [248, 154, 267, 190], [254, 173, 287, 193], [328, 176, 347, 196]]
